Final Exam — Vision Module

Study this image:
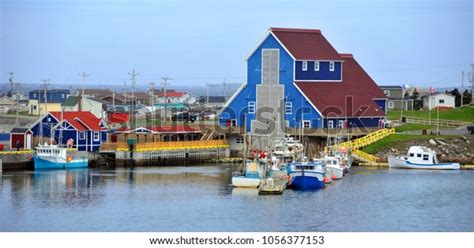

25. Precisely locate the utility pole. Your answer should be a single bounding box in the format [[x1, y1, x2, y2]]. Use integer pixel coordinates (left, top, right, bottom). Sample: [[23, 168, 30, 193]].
[[206, 82, 210, 106], [461, 71, 464, 107], [128, 69, 139, 130], [8, 73, 20, 125], [123, 81, 127, 105], [79, 72, 90, 96], [149, 82, 155, 130], [222, 78, 227, 100], [161, 76, 172, 122], [471, 64, 474, 105], [41, 79, 50, 116]]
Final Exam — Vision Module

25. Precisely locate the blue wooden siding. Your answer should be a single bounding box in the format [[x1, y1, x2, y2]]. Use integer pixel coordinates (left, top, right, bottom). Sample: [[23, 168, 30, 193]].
[[324, 117, 384, 128], [29, 90, 69, 103], [295, 61, 342, 81]]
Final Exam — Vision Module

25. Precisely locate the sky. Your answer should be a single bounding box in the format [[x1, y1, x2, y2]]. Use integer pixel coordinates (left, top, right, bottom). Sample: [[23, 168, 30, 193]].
[[1, 0, 473, 89]]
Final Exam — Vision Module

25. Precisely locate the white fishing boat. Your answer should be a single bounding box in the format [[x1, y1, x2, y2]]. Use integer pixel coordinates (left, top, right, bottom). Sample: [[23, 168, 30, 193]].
[[232, 159, 266, 188], [388, 146, 460, 170], [34, 143, 88, 170], [323, 156, 344, 179]]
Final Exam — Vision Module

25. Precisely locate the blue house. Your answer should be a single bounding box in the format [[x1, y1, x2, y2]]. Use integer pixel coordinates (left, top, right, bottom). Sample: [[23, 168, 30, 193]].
[[28, 89, 70, 115], [29, 111, 108, 151], [219, 28, 387, 134]]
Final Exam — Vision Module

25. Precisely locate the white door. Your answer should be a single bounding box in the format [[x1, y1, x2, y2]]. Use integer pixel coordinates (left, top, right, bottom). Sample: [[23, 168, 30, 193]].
[[26, 134, 32, 149]]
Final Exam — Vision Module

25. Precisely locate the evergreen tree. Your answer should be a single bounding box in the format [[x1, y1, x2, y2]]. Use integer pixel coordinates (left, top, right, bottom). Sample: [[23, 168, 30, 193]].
[[462, 89, 472, 106], [411, 88, 423, 110], [449, 88, 461, 107]]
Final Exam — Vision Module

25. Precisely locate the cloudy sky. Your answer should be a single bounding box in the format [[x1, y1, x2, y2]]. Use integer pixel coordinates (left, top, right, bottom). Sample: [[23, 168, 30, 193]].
[[1, 0, 472, 88]]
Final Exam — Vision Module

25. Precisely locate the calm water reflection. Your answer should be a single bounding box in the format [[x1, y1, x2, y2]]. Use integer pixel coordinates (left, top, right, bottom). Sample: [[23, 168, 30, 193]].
[[1, 165, 473, 231]]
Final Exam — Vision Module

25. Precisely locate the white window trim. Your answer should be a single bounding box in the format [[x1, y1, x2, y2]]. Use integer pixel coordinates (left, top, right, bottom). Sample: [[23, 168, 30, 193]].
[[329, 61, 335, 72], [79, 131, 85, 140], [388, 101, 394, 109], [285, 101, 292, 114], [302, 61, 308, 71], [248, 101, 255, 114], [230, 119, 237, 127], [338, 120, 344, 128], [314, 61, 320, 71], [302, 120, 311, 129], [328, 120, 334, 129], [384, 90, 390, 97], [93, 131, 100, 141]]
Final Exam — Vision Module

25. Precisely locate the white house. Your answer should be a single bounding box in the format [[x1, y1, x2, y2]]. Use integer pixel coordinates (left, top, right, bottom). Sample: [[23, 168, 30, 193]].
[[154, 91, 196, 105], [423, 93, 455, 110], [62, 96, 105, 118]]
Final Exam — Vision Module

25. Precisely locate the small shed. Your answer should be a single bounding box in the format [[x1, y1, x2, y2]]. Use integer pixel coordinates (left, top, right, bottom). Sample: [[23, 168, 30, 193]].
[[10, 127, 33, 150]]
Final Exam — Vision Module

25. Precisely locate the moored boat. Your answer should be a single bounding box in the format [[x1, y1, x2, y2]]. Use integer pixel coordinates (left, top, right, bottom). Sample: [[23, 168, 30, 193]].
[[287, 160, 326, 190], [323, 156, 344, 179], [388, 146, 460, 170], [34, 144, 88, 170], [232, 159, 266, 188]]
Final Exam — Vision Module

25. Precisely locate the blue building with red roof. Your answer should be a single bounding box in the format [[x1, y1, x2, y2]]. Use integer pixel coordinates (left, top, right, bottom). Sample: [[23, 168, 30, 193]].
[[29, 111, 108, 151], [219, 28, 387, 135]]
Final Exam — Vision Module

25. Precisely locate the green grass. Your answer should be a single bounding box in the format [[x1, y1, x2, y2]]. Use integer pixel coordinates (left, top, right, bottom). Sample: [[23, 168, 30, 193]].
[[394, 123, 436, 132], [387, 106, 474, 122], [361, 134, 457, 154]]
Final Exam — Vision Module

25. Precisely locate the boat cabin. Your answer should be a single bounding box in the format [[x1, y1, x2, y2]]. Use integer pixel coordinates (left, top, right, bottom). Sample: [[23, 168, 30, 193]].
[[406, 146, 438, 164]]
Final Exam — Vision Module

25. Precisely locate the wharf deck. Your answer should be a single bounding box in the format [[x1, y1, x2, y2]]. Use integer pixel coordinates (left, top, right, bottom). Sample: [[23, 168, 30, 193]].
[[258, 179, 287, 195]]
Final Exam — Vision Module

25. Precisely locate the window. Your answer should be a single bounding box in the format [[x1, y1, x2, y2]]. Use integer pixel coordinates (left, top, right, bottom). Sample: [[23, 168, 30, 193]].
[[329, 61, 335, 71], [338, 120, 344, 128], [439, 99, 445, 104], [33, 93, 37, 98], [384, 90, 390, 96], [236, 137, 244, 144], [230, 119, 237, 127], [248, 101, 255, 114], [47, 117, 51, 122], [409, 153, 414, 157], [61, 94, 65, 98], [417, 154, 422, 158], [314, 61, 320, 71], [388, 101, 394, 109], [94, 132, 100, 141], [423, 154, 429, 161], [302, 61, 308, 71], [285, 101, 292, 114], [79, 132, 85, 140], [328, 120, 334, 129], [303, 120, 311, 128]]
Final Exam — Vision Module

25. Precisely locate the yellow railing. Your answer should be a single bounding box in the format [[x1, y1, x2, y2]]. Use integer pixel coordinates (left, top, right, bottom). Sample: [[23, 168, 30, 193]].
[[136, 140, 229, 152], [331, 128, 395, 163], [101, 140, 229, 152], [352, 149, 378, 163], [0, 150, 34, 155], [339, 128, 395, 150]]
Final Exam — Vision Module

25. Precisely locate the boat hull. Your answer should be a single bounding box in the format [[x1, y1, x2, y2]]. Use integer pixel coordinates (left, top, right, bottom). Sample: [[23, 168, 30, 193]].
[[231, 176, 261, 188], [326, 166, 344, 179], [388, 156, 460, 170], [34, 156, 88, 170], [288, 171, 325, 190]]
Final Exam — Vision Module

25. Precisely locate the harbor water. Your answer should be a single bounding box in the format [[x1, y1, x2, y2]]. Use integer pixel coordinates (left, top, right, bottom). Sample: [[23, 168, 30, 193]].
[[1, 164, 473, 231]]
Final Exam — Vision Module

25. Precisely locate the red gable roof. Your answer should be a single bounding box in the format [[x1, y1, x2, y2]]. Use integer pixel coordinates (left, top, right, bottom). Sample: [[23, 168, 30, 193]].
[[270, 27, 342, 60], [116, 125, 200, 134], [49, 111, 104, 131], [157, 92, 185, 97], [296, 55, 386, 118]]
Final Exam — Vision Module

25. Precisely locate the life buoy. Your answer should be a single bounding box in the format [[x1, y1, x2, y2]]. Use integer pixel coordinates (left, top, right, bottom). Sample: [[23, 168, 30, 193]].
[[66, 156, 73, 162]]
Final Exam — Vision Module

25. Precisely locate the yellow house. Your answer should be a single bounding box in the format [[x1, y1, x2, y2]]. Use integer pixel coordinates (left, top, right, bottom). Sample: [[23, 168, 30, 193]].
[[28, 100, 63, 115]]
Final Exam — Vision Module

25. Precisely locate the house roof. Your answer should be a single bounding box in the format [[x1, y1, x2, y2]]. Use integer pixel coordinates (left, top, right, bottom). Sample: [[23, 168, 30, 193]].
[[0, 96, 16, 105], [62, 96, 79, 106], [11, 127, 30, 134], [77, 89, 113, 97], [379, 85, 403, 89], [157, 91, 185, 97], [295, 55, 386, 118], [270, 27, 342, 60], [116, 125, 200, 134], [198, 96, 226, 103], [49, 111, 105, 131]]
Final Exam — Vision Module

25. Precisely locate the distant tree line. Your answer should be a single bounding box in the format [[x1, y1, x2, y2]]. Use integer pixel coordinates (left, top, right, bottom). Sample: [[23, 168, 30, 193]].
[[445, 88, 472, 107]]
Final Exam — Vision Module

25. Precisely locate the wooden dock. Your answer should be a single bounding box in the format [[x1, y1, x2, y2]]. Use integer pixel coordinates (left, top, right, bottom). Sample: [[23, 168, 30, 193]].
[[258, 179, 287, 195]]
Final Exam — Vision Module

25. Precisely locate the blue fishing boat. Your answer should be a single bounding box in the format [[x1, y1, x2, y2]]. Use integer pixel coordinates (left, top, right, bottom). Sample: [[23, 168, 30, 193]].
[[34, 144, 88, 170], [287, 161, 326, 190]]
